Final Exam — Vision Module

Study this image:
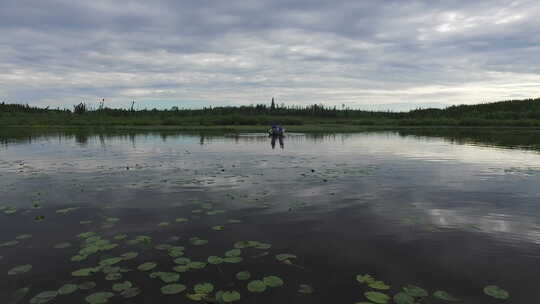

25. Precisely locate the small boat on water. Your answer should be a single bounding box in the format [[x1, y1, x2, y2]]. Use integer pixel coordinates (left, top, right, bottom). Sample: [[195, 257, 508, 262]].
[[268, 125, 285, 137]]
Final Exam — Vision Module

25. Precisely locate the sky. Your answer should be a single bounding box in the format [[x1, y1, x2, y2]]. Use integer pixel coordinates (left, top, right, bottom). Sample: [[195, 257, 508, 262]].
[[1, 0, 539, 111]]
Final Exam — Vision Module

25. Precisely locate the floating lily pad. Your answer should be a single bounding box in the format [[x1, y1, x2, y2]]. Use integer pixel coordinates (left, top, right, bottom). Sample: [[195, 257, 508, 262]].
[[155, 244, 173, 250], [227, 219, 242, 223], [221, 291, 241, 302], [120, 287, 141, 298], [102, 266, 120, 274], [174, 257, 191, 265], [161, 284, 187, 295], [234, 240, 259, 249], [357, 274, 375, 284], [175, 218, 188, 222], [212, 225, 225, 231], [208, 256, 224, 264], [433, 290, 460, 301], [121, 252, 138, 260], [85, 292, 114, 304], [29, 291, 58, 304], [223, 256, 243, 263], [369, 281, 390, 290], [71, 255, 88, 262], [403, 285, 428, 298], [168, 247, 185, 257], [483, 285, 509, 299], [105, 272, 122, 281], [364, 291, 390, 304], [112, 281, 132, 292], [225, 249, 241, 257], [99, 257, 122, 266], [263, 276, 284, 287], [137, 262, 157, 271], [275, 253, 297, 261], [54, 242, 71, 249], [58, 284, 78, 295], [79, 281, 96, 290], [1, 240, 19, 247], [190, 238, 208, 246], [247, 280, 267, 293], [8, 264, 32, 275], [255, 243, 272, 249], [236, 271, 251, 280], [113, 234, 127, 240], [393, 292, 415, 304], [80, 220, 93, 225], [188, 261, 207, 269], [194, 283, 214, 294], [16, 234, 32, 240], [298, 284, 314, 294], [158, 222, 170, 227], [78, 232, 97, 239], [34, 215, 45, 222], [151, 272, 180, 283]]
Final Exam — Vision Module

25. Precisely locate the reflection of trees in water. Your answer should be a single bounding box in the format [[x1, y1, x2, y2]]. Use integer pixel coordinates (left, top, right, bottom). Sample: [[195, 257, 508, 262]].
[[75, 133, 89, 145]]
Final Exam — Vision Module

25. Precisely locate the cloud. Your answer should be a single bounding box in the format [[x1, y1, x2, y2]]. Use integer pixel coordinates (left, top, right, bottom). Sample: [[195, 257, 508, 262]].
[[1, 0, 539, 110]]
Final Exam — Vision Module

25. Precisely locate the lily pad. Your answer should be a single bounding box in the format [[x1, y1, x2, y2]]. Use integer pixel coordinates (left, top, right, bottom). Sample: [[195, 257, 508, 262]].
[[54, 242, 71, 249], [168, 247, 185, 257], [173, 265, 189, 272], [225, 249, 241, 257], [16, 234, 32, 240], [155, 272, 180, 283], [212, 225, 225, 231], [1, 240, 19, 247], [85, 292, 114, 304], [357, 274, 375, 284], [175, 218, 188, 222], [174, 257, 191, 265], [275, 253, 297, 261], [137, 262, 157, 271], [255, 243, 272, 249], [79, 281, 97, 290], [483, 285, 510, 300], [188, 261, 207, 269], [298, 284, 314, 294], [236, 271, 251, 280], [161, 284, 187, 295], [223, 256, 243, 263], [120, 287, 141, 298], [155, 244, 173, 250], [10, 286, 30, 304], [112, 281, 132, 292], [186, 293, 206, 301], [263, 276, 284, 287], [194, 282, 214, 294], [364, 291, 390, 304], [247, 280, 267, 293], [8, 264, 32, 275], [190, 238, 208, 246], [221, 291, 241, 302], [58, 284, 78, 295], [393, 292, 415, 304], [29, 291, 58, 304], [99, 257, 122, 266], [208, 256, 224, 264], [121, 252, 138, 260], [433, 290, 460, 301], [403, 285, 428, 298], [105, 272, 122, 281], [369, 281, 390, 290]]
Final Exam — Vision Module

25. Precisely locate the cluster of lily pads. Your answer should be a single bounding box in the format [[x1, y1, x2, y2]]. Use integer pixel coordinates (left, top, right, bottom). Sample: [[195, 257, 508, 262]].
[[355, 273, 510, 303]]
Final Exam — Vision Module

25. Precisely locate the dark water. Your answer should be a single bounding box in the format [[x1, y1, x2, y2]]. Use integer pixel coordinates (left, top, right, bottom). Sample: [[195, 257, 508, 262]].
[[1, 129, 540, 303]]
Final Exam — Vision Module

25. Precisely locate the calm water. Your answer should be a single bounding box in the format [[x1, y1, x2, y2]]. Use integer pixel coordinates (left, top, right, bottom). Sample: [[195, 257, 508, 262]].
[[1, 129, 540, 303]]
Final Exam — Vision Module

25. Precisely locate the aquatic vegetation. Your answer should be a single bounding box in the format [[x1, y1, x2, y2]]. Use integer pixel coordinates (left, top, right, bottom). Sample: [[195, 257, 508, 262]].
[[79, 281, 97, 290], [433, 290, 460, 301], [161, 284, 187, 295], [175, 217, 189, 222], [54, 242, 71, 249], [58, 284, 78, 295], [155, 244, 173, 250], [85, 292, 114, 304], [1, 240, 19, 247], [10, 286, 30, 303], [224, 256, 243, 263], [120, 287, 141, 298], [4, 207, 17, 214], [236, 271, 251, 280], [120, 252, 138, 260], [112, 281, 132, 292], [173, 265, 189, 272], [105, 272, 122, 280], [225, 249, 242, 257], [298, 284, 314, 294], [247, 280, 267, 293], [80, 220, 93, 225], [357, 274, 375, 284], [158, 222, 170, 227], [208, 256, 224, 264], [72, 267, 100, 277], [113, 234, 127, 240], [168, 246, 185, 257], [221, 291, 241, 302], [137, 262, 157, 271], [99, 257, 123, 266], [8, 264, 32, 275], [15, 234, 32, 240], [364, 291, 390, 304], [34, 215, 45, 221], [174, 257, 191, 265], [369, 280, 390, 290], [188, 261, 207, 269], [212, 225, 225, 231], [190, 237, 208, 246], [194, 282, 214, 294], [56, 207, 79, 214], [150, 272, 180, 283], [403, 285, 428, 298], [393, 292, 415, 304], [275, 253, 297, 262], [483, 285, 510, 299], [29, 291, 58, 304], [263, 275, 284, 287]]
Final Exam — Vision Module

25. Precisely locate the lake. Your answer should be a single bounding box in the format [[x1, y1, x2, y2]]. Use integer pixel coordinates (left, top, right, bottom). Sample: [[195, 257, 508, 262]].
[[1, 128, 540, 303]]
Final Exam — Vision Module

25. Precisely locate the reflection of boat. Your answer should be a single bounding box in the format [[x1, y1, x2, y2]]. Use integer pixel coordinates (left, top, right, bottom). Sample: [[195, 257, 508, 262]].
[[268, 125, 285, 137]]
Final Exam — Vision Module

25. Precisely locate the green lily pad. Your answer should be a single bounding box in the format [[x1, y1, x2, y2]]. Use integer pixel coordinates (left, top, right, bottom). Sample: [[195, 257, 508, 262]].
[[120, 287, 141, 298], [233, 240, 259, 248], [155, 244, 173, 250], [173, 265, 189, 272], [393, 292, 415, 304], [105, 272, 122, 281], [223, 256, 243, 263], [112, 281, 132, 292], [99, 257, 122, 266], [227, 219, 242, 223], [137, 262, 157, 271], [357, 274, 375, 284], [54, 242, 71, 249], [16, 234, 32, 240], [369, 281, 390, 290], [186, 293, 206, 301], [34, 215, 45, 222], [158, 222, 170, 227], [190, 238, 208, 246], [174, 257, 191, 265], [194, 283, 214, 294], [175, 218, 188, 222], [236, 271, 251, 280], [188, 261, 207, 269], [79, 281, 96, 290], [433, 290, 460, 301], [8, 264, 32, 275], [364, 291, 390, 304], [225, 249, 241, 257], [121, 252, 138, 260], [58, 284, 78, 295], [161, 284, 187, 295], [85, 292, 114, 304], [1, 240, 19, 247], [298, 284, 314, 294], [29, 291, 58, 304], [483, 285, 510, 300], [403, 285, 428, 298], [168, 247, 185, 257], [275, 253, 297, 261], [212, 225, 225, 231], [255, 243, 272, 249], [71, 255, 88, 262], [10, 286, 30, 303], [113, 234, 127, 240], [102, 266, 120, 274], [72, 267, 99, 277], [78, 232, 97, 239], [263, 276, 284, 287], [221, 290, 241, 302], [247, 280, 267, 293], [80, 220, 93, 225], [208, 256, 224, 264], [155, 272, 180, 283]]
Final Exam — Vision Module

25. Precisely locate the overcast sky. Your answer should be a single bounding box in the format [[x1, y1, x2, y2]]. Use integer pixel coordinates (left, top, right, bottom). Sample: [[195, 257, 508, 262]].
[[1, 0, 539, 110]]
